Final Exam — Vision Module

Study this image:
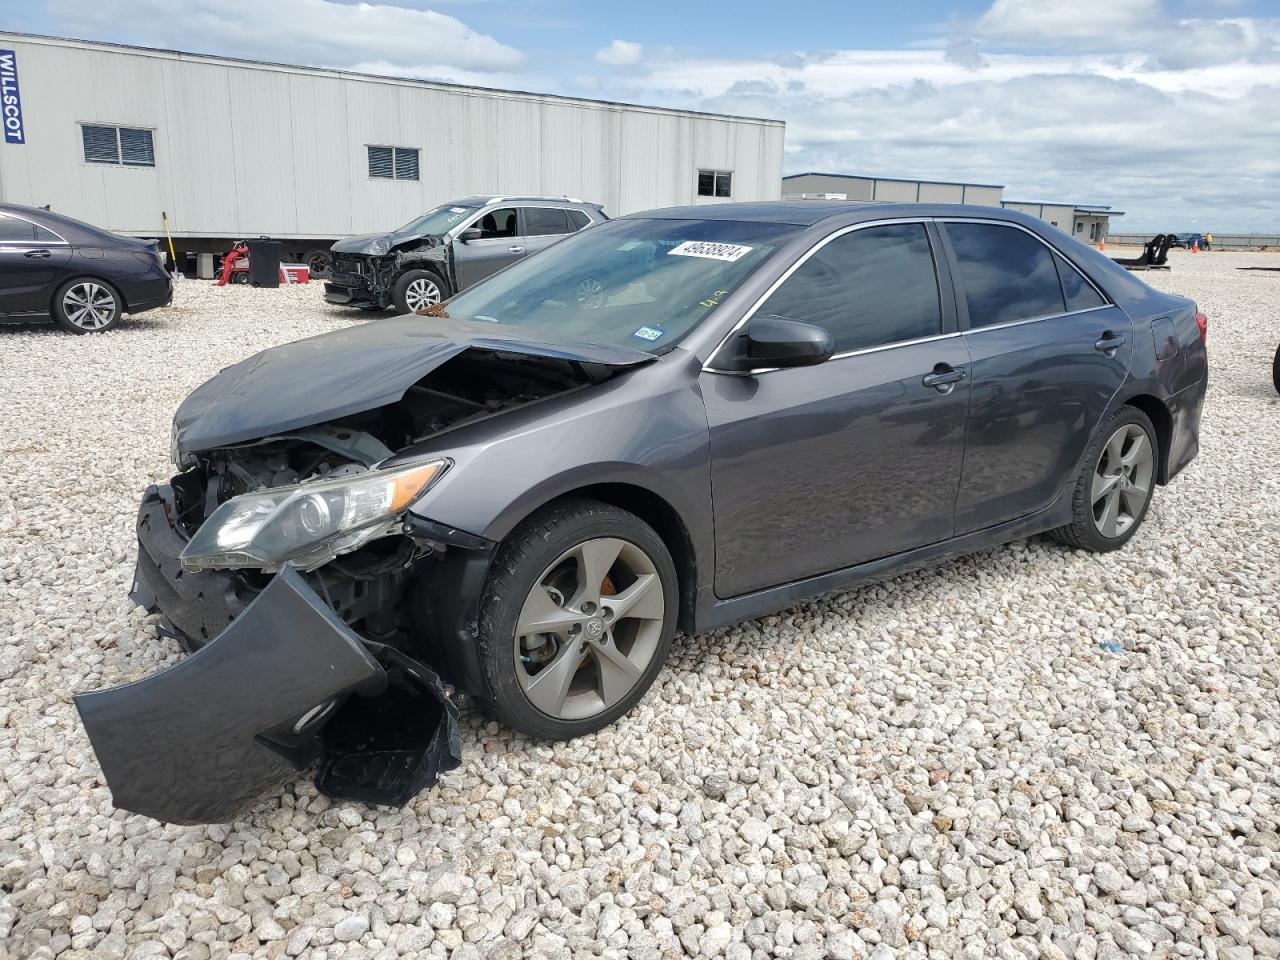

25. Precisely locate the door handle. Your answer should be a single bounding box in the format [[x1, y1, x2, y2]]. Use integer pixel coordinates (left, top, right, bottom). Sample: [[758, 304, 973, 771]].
[[24, 249, 51, 259], [1094, 331, 1125, 354], [507, 245, 525, 254], [922, 364, 967, 393]]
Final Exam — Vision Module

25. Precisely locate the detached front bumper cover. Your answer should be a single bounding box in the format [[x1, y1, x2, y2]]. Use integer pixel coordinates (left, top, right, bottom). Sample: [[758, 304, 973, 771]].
[[78, 556, 464, 824]]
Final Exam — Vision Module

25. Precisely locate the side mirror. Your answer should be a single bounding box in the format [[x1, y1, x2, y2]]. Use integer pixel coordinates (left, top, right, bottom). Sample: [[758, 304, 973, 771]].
[[458, 227, 483, 243], [720, 315, 835, 371]]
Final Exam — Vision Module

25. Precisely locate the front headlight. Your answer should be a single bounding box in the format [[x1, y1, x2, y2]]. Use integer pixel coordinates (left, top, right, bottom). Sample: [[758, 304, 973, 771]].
[[179, 458, 449, 572]]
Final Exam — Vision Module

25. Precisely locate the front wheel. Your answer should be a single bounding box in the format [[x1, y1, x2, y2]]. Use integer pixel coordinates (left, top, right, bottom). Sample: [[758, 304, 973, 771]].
[[1050, 406, 1157, 552], [53, 278, 123, 333], [392, 269, 449, 315], [476, 499, 678, 740]]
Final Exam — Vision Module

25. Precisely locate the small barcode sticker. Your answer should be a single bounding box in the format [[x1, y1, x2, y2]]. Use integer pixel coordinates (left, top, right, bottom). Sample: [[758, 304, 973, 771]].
[[667, 241, 754, 262]]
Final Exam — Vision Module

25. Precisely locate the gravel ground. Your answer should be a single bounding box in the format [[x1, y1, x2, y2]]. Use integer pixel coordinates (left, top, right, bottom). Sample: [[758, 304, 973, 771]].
[[1, 251, 1277, 960]]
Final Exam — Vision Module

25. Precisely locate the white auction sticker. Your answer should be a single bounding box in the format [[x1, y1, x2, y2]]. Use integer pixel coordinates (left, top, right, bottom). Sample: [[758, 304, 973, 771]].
[[667, 240, 754, 262]]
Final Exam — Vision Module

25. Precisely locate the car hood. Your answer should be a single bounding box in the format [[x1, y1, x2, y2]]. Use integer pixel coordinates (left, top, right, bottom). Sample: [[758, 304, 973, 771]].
[[330, 231, 438, 255], [173, 315, 655, 454]]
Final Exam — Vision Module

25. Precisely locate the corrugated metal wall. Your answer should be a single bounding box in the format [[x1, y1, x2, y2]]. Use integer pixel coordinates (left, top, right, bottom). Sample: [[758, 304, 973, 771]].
[[0, 35, 784, 238]]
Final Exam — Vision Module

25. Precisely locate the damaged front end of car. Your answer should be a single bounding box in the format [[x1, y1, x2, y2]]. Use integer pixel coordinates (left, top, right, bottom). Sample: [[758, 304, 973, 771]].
[[76, 317, 651, 824], [326, 235, 451, 310]]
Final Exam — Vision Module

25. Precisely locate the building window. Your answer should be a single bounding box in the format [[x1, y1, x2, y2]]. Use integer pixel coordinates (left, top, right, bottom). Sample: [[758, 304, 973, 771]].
[[697, 169, 732, 198], [82, 124, 155, 166], [369, 145, 419, 181]]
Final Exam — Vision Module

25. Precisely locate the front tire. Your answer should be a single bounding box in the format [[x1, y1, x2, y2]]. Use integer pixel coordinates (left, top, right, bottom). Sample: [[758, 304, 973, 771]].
[[393, 269, 449, 315], [476, 499, 678, 740], [53, 278, 123, 334], [1050, 406, 1157, 552]]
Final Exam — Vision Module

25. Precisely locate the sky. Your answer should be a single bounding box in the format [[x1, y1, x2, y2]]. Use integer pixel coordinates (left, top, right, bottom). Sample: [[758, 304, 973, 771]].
[[5, 0, 1280, 231]]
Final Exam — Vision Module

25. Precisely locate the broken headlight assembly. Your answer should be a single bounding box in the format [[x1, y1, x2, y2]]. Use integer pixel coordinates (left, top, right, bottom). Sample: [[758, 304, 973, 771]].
[[180, 458, 450, 572]]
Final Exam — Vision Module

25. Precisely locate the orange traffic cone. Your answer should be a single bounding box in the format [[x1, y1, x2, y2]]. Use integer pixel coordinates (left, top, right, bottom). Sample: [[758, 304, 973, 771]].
[[1192, 240, 1199, 253], [1099, 239, 1106, 251]]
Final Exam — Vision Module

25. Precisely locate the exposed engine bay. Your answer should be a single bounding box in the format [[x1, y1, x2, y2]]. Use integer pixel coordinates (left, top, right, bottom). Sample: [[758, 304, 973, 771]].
[[329, 239, 449, 309], [171, 348, 598, 639]]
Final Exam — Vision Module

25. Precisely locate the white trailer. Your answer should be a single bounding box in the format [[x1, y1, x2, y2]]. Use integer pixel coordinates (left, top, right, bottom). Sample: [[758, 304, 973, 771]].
[[0, 33, 784, 275]]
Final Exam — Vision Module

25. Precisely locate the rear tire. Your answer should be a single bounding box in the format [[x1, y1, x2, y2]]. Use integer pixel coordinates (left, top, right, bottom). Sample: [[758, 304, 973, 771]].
[[1272, 344, 1280, 395], [392, 269, 449, 315], [52, 277, 123, 334], [1050, 406, 1157, 552], [476, 499, 678, 740]]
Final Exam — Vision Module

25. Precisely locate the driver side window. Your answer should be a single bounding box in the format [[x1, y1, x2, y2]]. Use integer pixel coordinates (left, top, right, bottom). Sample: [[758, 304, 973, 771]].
[[475, 207, 518, 240], [756, 223, 942, 354]]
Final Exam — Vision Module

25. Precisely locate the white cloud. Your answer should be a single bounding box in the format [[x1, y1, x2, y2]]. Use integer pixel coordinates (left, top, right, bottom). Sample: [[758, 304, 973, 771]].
[[958, 0, 1280, 69], [596, 46, 1280, 230], [594, 39, 644, 67], [46, 0, 526, 73]]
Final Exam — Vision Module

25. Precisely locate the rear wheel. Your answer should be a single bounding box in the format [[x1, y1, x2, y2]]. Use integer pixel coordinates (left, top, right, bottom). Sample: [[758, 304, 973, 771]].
[[1272, 344, 1280, 394], [53, 278, 123, 334], [1050, 406, 1157, 552], [393, 269, 449, 315], [476, 499, 678, 739]]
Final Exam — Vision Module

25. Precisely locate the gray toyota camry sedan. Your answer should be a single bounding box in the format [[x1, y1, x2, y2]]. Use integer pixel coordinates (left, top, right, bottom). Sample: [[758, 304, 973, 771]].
[[77, 201, 1208, 823]]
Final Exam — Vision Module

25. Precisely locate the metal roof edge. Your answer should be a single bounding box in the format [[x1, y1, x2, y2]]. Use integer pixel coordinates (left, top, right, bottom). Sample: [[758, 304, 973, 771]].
[[0, 31, 785, 128], [782, 171, 1006, 189]]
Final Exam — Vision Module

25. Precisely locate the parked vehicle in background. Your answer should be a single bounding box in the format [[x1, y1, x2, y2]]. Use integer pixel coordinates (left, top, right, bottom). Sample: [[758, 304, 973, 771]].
[[76, 202, 1208, 824], [0, 203, 172, 334], [324, 196, 608, 314], [1171, 233, 1204, 249]]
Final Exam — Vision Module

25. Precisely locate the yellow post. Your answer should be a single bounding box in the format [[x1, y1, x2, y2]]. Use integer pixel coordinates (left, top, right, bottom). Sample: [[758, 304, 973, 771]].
[[161, 211, 178, 271]]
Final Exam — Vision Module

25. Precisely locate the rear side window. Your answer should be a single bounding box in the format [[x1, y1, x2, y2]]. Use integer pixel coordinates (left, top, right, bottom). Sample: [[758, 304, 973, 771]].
[[946, 223, 1065, 327], [523, 207, 572, 236], [566, 209, 592, 231], [755, 223, 942, 353], [1054, 253, 1106, 311], [0, 216, 34, 241]]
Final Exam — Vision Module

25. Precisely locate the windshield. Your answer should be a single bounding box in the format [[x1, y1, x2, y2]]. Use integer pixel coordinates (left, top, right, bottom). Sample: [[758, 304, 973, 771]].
[[440, 217, 799, 354], [398, 204, 479, 236]]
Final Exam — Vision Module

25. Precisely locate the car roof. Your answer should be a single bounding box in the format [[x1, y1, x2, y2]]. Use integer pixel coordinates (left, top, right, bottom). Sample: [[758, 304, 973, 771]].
[[459, 196, 599, 208], [624, 200, 1034, 227]]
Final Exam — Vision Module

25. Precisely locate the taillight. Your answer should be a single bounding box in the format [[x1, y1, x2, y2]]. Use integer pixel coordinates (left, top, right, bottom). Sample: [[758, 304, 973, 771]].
[[1194, 311, 1208, 342]]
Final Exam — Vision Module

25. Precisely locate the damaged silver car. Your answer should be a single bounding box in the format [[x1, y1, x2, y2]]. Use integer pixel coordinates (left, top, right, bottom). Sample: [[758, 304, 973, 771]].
[[324, 196, 607, 314], [76, 201, 1205, 824]]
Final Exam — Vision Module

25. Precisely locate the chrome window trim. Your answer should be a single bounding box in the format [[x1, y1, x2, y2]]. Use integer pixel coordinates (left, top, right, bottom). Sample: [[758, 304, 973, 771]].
[[959, 303, 1113, 335], [703, 217, 939, 375], [936, 215, 1111, 308], [0, 212, 69, 246]]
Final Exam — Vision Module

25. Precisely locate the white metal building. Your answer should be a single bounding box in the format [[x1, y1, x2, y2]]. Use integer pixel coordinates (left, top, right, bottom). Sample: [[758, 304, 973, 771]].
[[0, 33, 785, 265], [781, 172, 1123, 244]]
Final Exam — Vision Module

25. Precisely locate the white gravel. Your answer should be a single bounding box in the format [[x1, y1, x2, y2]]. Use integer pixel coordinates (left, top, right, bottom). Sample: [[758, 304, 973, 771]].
[[1, 252, 1277, 960]]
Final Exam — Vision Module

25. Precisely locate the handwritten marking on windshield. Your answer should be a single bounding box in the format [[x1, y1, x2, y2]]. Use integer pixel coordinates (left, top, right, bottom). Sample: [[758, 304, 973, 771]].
[[668, 241, 754, 262]]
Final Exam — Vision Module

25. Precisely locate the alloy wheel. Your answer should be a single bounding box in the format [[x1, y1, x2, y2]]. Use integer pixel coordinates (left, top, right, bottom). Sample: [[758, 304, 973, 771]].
[[575, 278, 605, 310], [514, 537, 666, 721], [1092, 423, 1154, 539], [62, 282, 117, 330], [404, 277, 442, 311]]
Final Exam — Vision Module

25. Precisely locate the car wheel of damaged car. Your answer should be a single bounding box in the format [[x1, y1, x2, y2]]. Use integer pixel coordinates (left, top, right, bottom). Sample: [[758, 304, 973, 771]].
[[478, 499, 677, 739], [1050, 406, 1157, 552], [53, 277, 123, 334], [394, 269, 448, 315]]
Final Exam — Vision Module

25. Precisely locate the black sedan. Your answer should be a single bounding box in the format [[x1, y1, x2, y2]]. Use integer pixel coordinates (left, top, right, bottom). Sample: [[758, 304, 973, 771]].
[[0, 202, 172, 333], [76, 201, 1207, 824]]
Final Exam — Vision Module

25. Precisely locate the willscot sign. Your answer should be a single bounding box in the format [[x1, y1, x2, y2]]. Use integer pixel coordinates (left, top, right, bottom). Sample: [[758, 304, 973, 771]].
[[1, 49, 24, 144]]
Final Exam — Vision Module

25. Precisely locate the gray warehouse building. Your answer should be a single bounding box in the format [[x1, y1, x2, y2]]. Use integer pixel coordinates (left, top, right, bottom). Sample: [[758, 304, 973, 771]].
[[782, 172, 1123, 244], [0, 33, 784, 271]]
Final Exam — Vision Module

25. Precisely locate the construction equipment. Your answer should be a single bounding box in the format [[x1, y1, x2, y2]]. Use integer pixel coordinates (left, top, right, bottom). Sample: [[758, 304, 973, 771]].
[[1114, 233, 1176, 271], [214, 240, 310, 286]]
